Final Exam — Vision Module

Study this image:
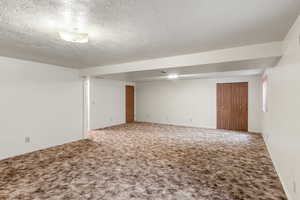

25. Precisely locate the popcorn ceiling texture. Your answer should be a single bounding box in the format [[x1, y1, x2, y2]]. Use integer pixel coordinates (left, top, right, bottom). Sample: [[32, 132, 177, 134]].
[[0, 0, 299, 68], [0, 123, 286, 200]]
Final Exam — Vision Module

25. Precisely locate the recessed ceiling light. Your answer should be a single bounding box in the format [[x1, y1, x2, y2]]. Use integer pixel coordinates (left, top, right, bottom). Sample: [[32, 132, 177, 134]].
[[167, 74, 179, 79], [59, 30, 89, 43]]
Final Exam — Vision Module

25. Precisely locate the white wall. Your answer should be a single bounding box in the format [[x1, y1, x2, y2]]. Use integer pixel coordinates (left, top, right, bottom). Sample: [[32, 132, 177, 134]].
[[80, 42, 282, 76], [136, 75, 262, 132], [89, 78, 135, 130], [0, 57, 83, 160], [263, 16, 300, 200]]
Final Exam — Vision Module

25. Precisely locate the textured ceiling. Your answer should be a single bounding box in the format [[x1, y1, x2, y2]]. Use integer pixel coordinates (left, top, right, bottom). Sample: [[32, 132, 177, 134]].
[[0, 0, 299, 68]]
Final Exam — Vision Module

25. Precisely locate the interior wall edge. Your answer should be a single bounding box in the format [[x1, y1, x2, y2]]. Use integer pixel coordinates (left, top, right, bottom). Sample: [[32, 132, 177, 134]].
[[263, 135, 292, 200], [262, 14, 300, 200], [0, 56, 83, 160]]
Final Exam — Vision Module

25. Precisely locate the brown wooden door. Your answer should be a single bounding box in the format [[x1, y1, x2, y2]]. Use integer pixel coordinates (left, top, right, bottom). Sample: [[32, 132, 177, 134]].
[[217, 82, 248, 131], [126, 85, 134, 123], [217, 83, 232, 130]]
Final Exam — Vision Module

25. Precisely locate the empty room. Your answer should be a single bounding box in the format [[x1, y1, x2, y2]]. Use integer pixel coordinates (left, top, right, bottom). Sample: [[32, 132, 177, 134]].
[[0, 1, 299, 200]]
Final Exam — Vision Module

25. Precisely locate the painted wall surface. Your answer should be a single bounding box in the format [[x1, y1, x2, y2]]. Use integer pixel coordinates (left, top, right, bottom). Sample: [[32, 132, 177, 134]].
[[0, 57, 83, 160], [263, 16, 300, 200], [89, 78, 135, 130], [136, 75, 262, 132]]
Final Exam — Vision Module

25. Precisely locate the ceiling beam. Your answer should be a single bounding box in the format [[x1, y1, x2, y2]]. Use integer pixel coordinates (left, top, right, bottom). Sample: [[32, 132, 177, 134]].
[[80, 42, 282, 77]]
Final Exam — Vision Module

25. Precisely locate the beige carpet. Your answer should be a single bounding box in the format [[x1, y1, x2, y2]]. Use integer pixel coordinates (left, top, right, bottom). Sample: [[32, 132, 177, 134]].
[[0, 123, 287, 200]]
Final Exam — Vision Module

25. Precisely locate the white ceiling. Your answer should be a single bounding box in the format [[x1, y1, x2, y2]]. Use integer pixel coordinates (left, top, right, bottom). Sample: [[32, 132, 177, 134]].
[[0, 0, 299, 68], [98, 57, 280, 81]]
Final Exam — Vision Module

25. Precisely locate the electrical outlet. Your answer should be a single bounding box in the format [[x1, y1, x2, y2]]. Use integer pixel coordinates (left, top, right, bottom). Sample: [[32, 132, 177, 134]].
[[25, 137, 30, 143], [189, 118, 193, 122]]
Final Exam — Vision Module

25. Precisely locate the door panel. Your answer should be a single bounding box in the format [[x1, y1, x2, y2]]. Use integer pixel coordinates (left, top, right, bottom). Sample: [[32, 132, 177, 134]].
[[217, 83, 232, 130], [217, 82, 248, 131], [126, 86, 134, 123]]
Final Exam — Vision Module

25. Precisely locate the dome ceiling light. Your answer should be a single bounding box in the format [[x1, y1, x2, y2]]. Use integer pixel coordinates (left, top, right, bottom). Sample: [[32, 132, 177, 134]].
[[59, 30, 89, 43], [59, 0, 89, 43]]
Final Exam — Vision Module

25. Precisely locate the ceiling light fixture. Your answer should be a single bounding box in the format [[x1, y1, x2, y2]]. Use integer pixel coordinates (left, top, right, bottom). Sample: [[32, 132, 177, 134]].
[[167, 74, 179, 79], [59, 30, 89, 43]]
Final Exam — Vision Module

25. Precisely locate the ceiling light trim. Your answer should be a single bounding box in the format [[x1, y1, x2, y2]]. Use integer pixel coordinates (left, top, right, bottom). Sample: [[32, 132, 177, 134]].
[[59, 30, 89, 43]]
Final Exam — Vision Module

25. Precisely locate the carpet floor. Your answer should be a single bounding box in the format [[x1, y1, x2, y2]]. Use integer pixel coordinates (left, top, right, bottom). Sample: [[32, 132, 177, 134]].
[[0, 123, 286, 200]]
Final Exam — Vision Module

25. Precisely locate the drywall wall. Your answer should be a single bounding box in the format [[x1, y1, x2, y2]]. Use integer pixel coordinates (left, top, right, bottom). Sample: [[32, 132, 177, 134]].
[[263, 15, 300, 200], [89, 78, 135, 130], [0, 56, 83, 160], [136, 75, 262, 132]]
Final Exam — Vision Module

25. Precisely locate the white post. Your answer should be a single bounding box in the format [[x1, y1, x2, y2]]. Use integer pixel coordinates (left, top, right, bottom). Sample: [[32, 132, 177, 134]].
[[83, 76, 91, 138]]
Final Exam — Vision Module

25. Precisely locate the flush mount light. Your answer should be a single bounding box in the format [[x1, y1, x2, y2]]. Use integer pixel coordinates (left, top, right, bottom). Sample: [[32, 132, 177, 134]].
[[167, 74, 179, 79], [59, 30, 89, 43]]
